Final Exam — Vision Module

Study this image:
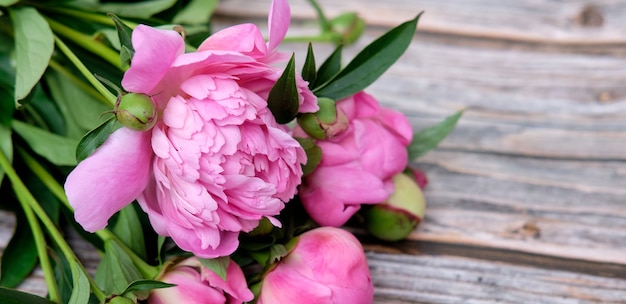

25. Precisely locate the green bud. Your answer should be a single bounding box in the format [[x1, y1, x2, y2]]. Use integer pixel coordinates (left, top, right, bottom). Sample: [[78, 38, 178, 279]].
[[330, 12, 366, 46], [297, 98, 348, 140], [115, 93, 157, 131], [107, 295, 135, 304], [364, 173, 426, 241]]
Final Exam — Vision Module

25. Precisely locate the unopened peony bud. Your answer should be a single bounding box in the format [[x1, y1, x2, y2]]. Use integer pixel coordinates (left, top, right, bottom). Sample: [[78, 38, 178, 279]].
[[297, 97, 348, 139], [330, 12, 366, 45], [115, 93, 157, 131], [364, 172, 426, 241], [107, 296, 134, 304]]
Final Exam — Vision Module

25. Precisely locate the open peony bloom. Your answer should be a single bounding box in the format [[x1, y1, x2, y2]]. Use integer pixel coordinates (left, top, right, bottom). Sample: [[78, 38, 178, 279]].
[[148, 258, 253, 304], [297, 91, 413, 226], [64, 0, 317, 258], [258, 227, 374, 304]]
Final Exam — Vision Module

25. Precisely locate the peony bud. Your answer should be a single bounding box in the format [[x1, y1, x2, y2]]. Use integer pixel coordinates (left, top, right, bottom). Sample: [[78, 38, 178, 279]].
[[107, 296, 134, 304], [258, 227, 374, 304], [329, 12, 366, 45], [115, 93, 157, 131], [364, 172, 426, 241], [297, 97, 348, 139]]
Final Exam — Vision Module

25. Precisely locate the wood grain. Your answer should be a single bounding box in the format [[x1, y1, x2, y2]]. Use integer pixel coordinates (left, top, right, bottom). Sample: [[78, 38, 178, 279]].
[[216, 0, 626, 45]]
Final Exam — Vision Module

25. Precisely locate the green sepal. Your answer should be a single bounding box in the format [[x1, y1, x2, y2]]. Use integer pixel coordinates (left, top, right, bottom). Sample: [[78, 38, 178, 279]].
[[267, 54, 299, 124], [295, 137, 322, 176], [408, 110, 463, 160], [75, 116, 120, 163], [301, 43, 317, 87], [313, 45, 342, 90], [108, 14, 135, 67], [197, 256, 230, 281], [314, 13, 422, 100]]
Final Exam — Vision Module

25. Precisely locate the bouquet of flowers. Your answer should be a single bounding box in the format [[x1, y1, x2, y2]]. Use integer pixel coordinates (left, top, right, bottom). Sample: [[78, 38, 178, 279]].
[[0, 0, 461, 303]]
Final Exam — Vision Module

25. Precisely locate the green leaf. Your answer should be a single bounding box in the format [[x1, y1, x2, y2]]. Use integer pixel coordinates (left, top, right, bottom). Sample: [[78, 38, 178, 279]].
[[98, 0, 177, 18], [0, 125, 12, 184], [8, 7, 54, 102], [68, 261, 90, 304], [301, 43, 316, 87], [112, 204, 147, 260], [0, 0, 19, 6], [108, 14, 134, 67], [76, 116, 119, 163], [197, 257, 230, 281], [0, 212, 37, 288], [314, 14, 421, 100], [120, 280, 175, 296], [408, 110, 463, 160], [0, 287, 56, 304], [313, 45, 342, 90], [267, 54, 299, 124], [45, 71, 110, 139], [95, 239, 143, 297], [12, 120, 79, 166], [173, 0, 218, 25]]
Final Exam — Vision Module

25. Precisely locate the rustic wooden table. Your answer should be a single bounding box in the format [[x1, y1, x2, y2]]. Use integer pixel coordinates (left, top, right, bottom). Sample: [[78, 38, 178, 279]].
[[2, 0, 626, 303]]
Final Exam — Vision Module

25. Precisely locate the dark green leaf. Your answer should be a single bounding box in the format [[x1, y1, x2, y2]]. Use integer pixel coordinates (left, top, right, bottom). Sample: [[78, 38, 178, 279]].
[[108, 14, 134, 67], [0, 212, 37, 288], [120, 280, 175, 296], [197, 256, 230, 281], [314, 14, 421, 100], [68, 260, 90, 304], [313, 45, 342, 89], [112, 204, 147, 260], [0, 56, 14, 127], [75, 116, 119, 163], [408, 110, 463, 160], [95, 240, 143, 297], [12, 120, 79, 166], [0, 287, 56, 304], [267, 54, 299, 124], [157, 236, 166, 265], [172, 0, 218, 24], [98, 0, 177, 18], [295, 137, 322, 176], [301, 43, 316, 87], [52, 245, 73, 304], [8, 7, 54, 102]]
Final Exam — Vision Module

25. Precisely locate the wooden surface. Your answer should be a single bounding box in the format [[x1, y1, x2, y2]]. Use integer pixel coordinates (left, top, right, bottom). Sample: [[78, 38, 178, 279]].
[[3, 0, 626, 303]]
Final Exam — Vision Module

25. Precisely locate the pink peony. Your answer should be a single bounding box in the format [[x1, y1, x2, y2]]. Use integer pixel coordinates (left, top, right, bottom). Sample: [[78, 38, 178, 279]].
[[64, 0, 316, 258], [148, 258, 253, 304], [297, 91, 413, 226], [258, 227, 374, 304]]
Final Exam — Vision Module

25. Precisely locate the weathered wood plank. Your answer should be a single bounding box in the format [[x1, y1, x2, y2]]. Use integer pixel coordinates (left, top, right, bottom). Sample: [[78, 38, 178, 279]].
[[402, 150, 626, 265], [217, 0, 626, 45], [367, 252, 626, 304]]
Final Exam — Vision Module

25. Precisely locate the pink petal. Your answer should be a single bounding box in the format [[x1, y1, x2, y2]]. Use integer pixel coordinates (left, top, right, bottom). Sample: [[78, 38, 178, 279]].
[[378, 107, 413, 146], [65, 128, 152, 232], [197, 24, 267, 56], [267, 0, 290, 51], [122, 25, 185, 94]]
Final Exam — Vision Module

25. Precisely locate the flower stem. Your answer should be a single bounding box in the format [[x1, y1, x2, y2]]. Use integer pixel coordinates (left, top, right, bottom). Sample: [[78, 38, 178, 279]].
[[40, 7, 139, 28], [306, 0, 332, 33], [17, 148, 159, 279], [53, 36, 117, 107], [1, 149, 107, 302], [47, 18, 121, 69], [1, 164, 61, 302]]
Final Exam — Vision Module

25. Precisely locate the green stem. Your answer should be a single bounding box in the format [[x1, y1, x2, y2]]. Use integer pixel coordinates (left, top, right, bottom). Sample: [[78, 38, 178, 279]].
[[48, 60, 113, 107], [10, 184, 61, 302], [282, 32, 340, 44], [40, 7, 139, 28], [1, 149, 107, 302], [307, 0, 332, 32], [47, 18, 121, 69], [18, 149, 159, 280], [53, 36, 117, 107]]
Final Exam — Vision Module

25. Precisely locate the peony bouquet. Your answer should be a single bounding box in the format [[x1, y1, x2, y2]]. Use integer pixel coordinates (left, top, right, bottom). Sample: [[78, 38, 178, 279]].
[[0, 0, 461, 303]]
